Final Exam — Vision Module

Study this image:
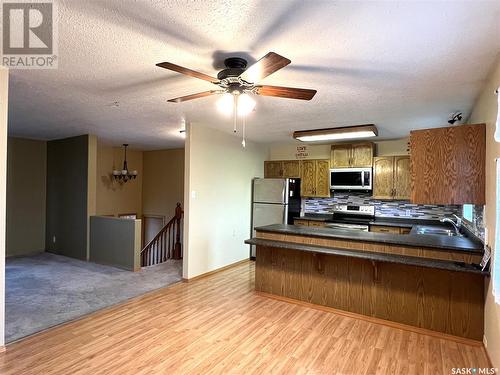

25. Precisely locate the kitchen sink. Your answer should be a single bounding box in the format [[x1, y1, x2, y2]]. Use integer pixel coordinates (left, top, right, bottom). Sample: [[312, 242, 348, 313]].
[[413, 226, 462, 237]]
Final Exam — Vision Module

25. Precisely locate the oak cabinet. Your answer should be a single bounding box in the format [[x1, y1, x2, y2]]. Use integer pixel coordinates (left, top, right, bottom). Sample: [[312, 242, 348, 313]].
[[264, 160, 301, 178], [294, 219, 310, 226], [410, 123, 485, 205], [282, 160, 301, 178], [300, 159, 330, 198], [369, 225, 410, 234], [373, 156, 410, 200], [331, 142, 374, 168], [264, 161, 283, 178], [293, 219, 326, 227]]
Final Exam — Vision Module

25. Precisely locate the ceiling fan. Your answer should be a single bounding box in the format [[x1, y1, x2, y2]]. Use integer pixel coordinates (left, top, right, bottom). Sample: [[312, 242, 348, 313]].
[[156, 52, 317, 103]]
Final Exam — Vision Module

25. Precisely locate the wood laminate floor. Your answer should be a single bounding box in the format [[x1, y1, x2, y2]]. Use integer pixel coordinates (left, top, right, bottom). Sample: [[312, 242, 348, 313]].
[[0, 261, 490, 374]]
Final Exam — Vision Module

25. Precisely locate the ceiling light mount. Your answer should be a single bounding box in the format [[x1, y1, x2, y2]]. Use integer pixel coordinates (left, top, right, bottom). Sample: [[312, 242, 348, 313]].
[[293, 124, 378, 142]]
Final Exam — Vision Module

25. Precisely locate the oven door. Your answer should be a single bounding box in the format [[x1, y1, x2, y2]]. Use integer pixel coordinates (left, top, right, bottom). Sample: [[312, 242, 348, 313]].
[[330, 168, 372, 190]]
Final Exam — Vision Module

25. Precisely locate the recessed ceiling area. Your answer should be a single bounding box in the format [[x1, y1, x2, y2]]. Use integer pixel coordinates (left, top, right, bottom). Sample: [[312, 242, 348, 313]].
[[7, 0, 500, 150]]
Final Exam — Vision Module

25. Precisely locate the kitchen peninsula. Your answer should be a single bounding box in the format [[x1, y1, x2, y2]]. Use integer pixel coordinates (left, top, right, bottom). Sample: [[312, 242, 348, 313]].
[[246, 223, 487, 341]]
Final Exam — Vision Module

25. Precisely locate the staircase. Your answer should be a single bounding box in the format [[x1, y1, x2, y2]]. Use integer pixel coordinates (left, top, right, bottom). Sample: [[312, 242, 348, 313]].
[[141, 203, 183, 267]]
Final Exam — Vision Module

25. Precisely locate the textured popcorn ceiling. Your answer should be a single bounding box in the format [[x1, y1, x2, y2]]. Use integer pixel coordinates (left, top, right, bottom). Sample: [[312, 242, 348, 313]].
[[7, 0, 500, 150]]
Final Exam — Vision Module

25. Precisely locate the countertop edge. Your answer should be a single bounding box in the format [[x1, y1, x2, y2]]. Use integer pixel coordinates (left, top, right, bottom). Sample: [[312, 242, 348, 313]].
[[246, 238, 489, 276], [255, 225, 484, 254]]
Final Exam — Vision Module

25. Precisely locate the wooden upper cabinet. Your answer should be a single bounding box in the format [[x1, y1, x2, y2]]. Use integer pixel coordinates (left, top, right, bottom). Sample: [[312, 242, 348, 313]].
[[264, 161, 283, 178], [282, 160, 300, 178], [331, 142, 374, 168], [264, 160, 301, 178], [373, 157, 395, 200], [300, 160, 316, 197], [315, 160, 331, 197], [393, 156, 411, 200], [351, 143, 374, 168], [373, 155, 410, 200], [410, 124, 485, 205], [300, 159, 330, 197], [331, 145, 351, 168]]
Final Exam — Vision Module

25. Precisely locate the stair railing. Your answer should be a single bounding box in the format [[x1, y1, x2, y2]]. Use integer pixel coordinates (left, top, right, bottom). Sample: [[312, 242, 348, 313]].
[[141, 203, 183, 267]]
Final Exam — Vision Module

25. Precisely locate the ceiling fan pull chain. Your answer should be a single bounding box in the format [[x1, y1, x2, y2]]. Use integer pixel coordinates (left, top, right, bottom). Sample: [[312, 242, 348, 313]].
[[233, 93, 238, 133], [242, 116, 246, 148]]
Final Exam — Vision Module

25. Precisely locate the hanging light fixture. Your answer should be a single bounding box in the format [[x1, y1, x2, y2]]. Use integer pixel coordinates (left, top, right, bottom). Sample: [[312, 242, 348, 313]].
[[112, 144, 138, 183], [216, 91, 256, 146]]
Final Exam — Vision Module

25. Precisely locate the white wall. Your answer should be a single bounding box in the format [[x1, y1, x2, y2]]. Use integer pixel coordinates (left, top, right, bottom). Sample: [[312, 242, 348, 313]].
[[0, 68, 8, 346], [468, 54, 500, 367], [183, 124, 266, 279]]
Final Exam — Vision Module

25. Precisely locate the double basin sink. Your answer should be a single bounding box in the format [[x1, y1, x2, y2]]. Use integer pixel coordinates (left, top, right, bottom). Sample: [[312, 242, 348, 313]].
[[412, 225, 462, 237]]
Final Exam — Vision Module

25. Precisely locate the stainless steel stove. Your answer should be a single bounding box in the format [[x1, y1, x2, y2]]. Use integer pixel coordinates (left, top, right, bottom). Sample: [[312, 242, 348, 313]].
[[324, 205, 375, 232]]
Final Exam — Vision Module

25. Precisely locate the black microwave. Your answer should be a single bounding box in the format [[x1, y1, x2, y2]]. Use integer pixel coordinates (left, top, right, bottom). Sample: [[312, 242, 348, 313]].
[[330, 168, 372, 190]]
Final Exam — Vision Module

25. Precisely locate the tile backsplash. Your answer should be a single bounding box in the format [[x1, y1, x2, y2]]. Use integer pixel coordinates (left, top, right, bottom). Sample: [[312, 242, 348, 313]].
[[304, 192, 461, 220]]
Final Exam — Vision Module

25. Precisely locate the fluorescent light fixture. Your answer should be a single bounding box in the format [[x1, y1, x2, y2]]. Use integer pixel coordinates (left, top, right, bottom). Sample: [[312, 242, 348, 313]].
[[293, 124, 378, 142]]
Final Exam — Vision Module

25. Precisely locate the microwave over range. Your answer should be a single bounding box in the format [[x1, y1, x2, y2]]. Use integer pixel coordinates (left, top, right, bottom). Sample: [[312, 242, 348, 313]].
[[330, 168, 372, 191]]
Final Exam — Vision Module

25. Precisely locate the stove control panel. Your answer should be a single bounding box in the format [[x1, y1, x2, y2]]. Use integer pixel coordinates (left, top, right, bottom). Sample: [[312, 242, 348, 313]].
[[333, 205, 375, 216]]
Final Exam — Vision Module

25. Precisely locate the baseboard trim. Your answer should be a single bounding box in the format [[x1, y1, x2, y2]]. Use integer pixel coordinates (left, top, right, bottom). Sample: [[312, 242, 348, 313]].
[[183, 259, 250, 282], [482, 344, 494, 368], [256, 291, 484, 347]]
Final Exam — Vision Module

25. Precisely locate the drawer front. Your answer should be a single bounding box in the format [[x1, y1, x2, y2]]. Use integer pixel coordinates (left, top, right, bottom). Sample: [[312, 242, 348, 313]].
[[294, 219, 310, 226], [370, 225, 400, 234], [309, 221, 326, 227]]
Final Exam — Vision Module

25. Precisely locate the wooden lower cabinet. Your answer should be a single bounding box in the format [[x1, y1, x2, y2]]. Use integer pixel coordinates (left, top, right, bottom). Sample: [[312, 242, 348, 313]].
[[255, 246, 484, 340], [293, 219, 310, 226], [369, 225, 410, 235], [293, 219, 326, 227]]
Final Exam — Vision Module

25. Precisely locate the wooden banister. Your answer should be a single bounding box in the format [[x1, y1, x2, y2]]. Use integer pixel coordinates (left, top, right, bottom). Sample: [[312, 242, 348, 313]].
[[141, 203, 184, 267]]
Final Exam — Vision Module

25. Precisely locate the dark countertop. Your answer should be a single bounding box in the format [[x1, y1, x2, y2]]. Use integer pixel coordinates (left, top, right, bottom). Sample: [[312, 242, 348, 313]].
[[246, 238, 488, 275], [294, 214, 443, 228], [254, 224, 484, 253]]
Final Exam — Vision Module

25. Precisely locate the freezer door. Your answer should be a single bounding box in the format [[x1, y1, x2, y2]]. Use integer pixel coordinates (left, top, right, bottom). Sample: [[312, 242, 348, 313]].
[[253, 178, 287, 204], [251, 202, 287, 257]]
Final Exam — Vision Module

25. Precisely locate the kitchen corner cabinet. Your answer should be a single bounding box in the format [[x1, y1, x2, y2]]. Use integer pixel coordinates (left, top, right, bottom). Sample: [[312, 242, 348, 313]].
[[373, 156, 410, 200], [301, 159, 330, 197], [410, 123, 486, 205], [331, 142, 374, 168], [264, 160, 300, 178]]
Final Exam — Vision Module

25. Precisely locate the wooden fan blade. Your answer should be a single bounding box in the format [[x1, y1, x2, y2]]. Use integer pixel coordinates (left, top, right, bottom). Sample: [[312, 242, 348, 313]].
[[168, 90, 221, 103], [156, 62, 218, 83], [255, 85, 317, 100], [240, 52, 291, 82]]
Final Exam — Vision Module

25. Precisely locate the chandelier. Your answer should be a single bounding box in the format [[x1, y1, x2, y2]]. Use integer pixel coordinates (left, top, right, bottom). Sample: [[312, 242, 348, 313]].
[[112, 144, 138, 183]]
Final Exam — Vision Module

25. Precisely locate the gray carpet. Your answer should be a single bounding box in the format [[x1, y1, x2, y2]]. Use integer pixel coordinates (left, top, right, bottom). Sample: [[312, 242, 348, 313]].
[[6, 252, 182, 343]]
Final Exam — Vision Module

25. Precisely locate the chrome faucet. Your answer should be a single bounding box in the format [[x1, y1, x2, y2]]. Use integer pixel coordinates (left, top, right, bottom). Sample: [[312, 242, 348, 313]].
[[440, 215, 462, 236]]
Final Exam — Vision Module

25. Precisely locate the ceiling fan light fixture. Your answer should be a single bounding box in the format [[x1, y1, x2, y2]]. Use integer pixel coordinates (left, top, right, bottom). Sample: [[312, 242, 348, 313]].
[[238, 94, 256, 116], [293, 125, 378, 142], [216, 93, 234, 115]]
